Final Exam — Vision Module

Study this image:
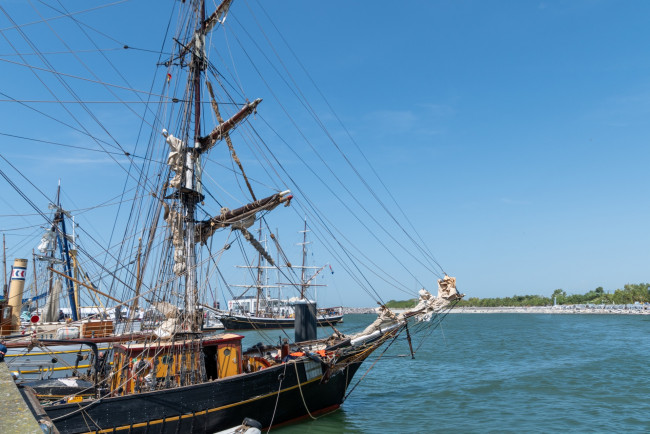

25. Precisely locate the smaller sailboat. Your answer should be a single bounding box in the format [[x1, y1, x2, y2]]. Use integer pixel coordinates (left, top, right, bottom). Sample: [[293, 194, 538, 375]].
[[1, 192, 151, 388], [4, 195, 147, 342], [213, 220, 342, 330]]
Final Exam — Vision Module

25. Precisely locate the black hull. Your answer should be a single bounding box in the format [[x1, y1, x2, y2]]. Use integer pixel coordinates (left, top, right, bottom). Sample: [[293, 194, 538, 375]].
[[25, 379, 95, 400], [44, 357, 362, 433], [220, 314, 343, 330]]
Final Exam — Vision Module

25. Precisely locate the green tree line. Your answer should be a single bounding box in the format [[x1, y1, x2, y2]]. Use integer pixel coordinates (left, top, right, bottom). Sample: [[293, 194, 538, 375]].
[[384, 283, 650, 308]]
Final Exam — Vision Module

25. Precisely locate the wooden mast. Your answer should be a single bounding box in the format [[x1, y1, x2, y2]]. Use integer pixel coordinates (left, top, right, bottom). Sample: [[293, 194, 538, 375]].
[[130, 238, 142, 323], [32, 249, 37, 311], [182, 0, 207, 332]]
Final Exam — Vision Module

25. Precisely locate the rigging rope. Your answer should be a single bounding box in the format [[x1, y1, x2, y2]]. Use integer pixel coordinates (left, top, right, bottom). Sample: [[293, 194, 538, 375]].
[[253, 0, 447, 277]]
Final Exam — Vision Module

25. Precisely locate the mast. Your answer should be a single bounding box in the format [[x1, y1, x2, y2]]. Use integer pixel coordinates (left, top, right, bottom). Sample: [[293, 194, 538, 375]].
[[163, 0, 286, 331], [130, 238, 142, 323], [181, 0, 207, 331], [47, 214, 57, 316], [193, 2, 204, 141], [278, 220, 325, 299], [32, 249, 37, 307], [299, 219, 308, 299], [51, 183, 78, 321], [2, 234, 6, 300], [255, 222, 263, 316], [56, 208, 77, 321], [276, 228, 281, 307]]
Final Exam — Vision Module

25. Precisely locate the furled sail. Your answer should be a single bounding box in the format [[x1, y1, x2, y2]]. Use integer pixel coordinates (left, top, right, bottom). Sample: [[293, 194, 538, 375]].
[[238, 227, 275, 266], [165, 207, 187, 276], [194, 191, 292, 245], [203, 0, 233, 32], [174, 0, 233, 63], [437, 274, 458, 299], [198, 99, 262, 151]]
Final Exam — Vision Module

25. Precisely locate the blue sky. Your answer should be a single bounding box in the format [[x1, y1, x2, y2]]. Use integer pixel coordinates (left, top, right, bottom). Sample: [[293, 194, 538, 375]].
[[0, 0, 649, 307]]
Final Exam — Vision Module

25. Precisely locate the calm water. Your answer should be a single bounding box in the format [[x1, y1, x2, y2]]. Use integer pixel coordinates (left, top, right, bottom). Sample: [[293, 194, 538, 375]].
[[248, 313, 650, 433]]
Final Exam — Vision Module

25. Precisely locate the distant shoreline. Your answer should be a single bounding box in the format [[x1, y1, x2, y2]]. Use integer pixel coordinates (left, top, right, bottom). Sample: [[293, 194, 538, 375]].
[[450, 305, 650, 315], [343, 305, 650, 315]]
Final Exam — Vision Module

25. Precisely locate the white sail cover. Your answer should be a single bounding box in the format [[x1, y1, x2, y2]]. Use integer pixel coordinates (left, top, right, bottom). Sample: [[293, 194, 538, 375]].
[[154, 318, 180, 339], [152, 301, 179, 319], [166, 133, 185, 189], [38, 231, 54, 254]]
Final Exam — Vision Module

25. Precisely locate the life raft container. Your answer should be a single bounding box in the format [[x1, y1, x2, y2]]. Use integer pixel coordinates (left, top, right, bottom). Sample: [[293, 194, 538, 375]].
[[56, 326, 80, 340]]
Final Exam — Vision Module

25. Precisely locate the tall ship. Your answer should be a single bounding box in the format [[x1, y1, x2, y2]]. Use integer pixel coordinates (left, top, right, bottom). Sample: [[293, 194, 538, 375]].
[[0, 1, 464, 432], [216, 220, 343, 330]]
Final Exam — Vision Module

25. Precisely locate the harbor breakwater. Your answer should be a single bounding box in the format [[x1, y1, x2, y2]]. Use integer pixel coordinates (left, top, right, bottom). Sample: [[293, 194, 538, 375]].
[[341, 307, 377, 314], [451, 304, 650, 314], [343, 304, 650, 315]]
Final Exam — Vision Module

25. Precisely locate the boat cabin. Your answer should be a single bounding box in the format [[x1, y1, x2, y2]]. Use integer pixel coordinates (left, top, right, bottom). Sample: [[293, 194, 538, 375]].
[[110, 333, 243, 395], [227, 296, 292, 317]]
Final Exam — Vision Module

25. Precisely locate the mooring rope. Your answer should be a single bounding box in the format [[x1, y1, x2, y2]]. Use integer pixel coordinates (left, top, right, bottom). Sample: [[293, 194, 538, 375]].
[[293, 360, 316, 420], [266, 362, 288, 432]]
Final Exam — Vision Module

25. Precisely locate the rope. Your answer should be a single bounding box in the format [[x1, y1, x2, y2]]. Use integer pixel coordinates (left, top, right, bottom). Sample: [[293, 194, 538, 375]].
[[0, 47, 123, 57], [205, 80, 257, 201], [250, 115, 415, 300], [250, 1, 446, 277], [413, 300, 459, 353], [266, 362, 288, 433], [343, 328, 404, 401], [292, 360, 316, 420], [49, 397, 104, 422], [229, 12, 438, 287], [0, 57, 168, 98], [0, 1, 129, 33], [78, 407, 94, 433]]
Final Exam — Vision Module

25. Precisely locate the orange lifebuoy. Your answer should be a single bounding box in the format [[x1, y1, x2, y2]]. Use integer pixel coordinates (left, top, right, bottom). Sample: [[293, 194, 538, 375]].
[[249, 356, 271, 371]]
